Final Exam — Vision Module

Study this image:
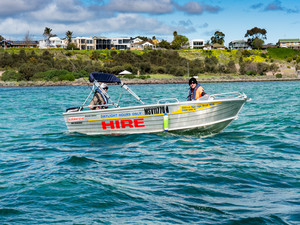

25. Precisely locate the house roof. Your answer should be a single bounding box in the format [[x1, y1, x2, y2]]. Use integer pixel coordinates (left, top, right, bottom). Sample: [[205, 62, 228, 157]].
[[133, 40, 156, 46], [229, 40, 247, 43], [279, 39, 300, 42], [1, 40, 38, 45], [212, 43, 225, 48]]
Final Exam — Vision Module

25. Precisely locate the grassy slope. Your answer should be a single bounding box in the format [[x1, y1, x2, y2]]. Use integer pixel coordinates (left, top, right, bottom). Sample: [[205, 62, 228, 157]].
[[1, 47, 299, 78]]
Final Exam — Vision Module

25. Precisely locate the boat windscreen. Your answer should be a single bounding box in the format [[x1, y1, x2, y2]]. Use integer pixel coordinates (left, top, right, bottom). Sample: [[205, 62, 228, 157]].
[[89, 72, 121, 84]]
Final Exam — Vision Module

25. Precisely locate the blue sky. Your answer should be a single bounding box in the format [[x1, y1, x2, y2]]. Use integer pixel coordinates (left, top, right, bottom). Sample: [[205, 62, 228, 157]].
[[0, 0, 299, 45]]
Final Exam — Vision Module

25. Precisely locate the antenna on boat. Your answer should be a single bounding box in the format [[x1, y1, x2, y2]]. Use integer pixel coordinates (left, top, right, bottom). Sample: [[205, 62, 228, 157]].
[[121, 82, 145, 105]]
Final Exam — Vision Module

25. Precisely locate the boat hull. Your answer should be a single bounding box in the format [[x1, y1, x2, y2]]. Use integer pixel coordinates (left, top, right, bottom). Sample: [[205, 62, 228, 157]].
[[63, 97, 247, 135]]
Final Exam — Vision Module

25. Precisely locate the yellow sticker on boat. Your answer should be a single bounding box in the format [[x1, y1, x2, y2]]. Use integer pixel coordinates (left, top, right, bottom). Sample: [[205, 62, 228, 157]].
[[171, 102, 221, 115]]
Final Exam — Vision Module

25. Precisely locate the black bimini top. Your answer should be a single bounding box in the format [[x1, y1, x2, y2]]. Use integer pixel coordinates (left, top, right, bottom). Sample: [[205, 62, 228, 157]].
[[89, 72, 121, 84]]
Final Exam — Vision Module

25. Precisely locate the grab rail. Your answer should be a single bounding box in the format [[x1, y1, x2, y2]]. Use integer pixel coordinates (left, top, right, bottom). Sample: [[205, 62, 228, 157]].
[[157, 98, 179, 104], [209, 92, 244, 99]]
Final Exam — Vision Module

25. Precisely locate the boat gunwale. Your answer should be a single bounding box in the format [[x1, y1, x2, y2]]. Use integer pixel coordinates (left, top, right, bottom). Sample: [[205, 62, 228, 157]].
[[63, 95, 247, 117]]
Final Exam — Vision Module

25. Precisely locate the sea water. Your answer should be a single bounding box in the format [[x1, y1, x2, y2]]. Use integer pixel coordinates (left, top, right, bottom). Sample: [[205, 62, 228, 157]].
[[0, 81, 299, 224]]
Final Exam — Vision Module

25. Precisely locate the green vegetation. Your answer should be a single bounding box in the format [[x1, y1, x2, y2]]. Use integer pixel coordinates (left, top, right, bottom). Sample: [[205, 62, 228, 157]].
[[266, 48, 300, 60], [0, 47, 299, 82]]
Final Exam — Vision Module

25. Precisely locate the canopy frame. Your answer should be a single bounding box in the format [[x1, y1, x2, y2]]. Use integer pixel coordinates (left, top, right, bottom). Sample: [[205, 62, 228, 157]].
[[79, 72, 144, 110]]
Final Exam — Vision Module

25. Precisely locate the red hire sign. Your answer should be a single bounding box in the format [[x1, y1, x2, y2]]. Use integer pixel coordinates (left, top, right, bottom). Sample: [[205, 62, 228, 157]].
[[102, 118, 145, 130]]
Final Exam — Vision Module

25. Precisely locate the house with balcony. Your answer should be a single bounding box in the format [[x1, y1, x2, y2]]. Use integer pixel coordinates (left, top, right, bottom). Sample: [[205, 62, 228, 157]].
[[277, 39, 300, 49], [189, 39, 205, 49], [72, 37, 94, 50], [93, 37, 133, 50], [93, 37, 112, 50], [228, 40, 251, 50], [110, 37, 132, 50]]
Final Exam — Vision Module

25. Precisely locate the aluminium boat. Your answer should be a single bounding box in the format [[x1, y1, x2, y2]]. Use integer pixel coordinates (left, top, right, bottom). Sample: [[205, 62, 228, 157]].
[[63, 72, 249, 135]]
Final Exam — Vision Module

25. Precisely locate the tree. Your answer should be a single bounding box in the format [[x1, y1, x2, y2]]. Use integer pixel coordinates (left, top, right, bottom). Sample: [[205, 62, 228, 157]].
[[270, 63, 279, 76], [171, 33, 189, 49], [43, 27, 56, 44], [158, 40, 171, 49], [0, 35, 5, 41], [245, 27, 267, 49], [23, 31, 33, 47], [211, 31, 225, 45], [136, 36, 149, 41], [65, 30, 73, 45], [252, 38, 264, 50]]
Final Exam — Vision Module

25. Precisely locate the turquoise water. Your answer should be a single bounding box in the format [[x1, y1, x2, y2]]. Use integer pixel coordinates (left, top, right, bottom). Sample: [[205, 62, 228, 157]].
[[0, 81, 299, 224]]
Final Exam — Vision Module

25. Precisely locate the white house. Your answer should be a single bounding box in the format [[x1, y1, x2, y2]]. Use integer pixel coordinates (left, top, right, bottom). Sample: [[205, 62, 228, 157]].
[[189, 39, 205, 49], [39, 37, 67, 49], [277, 39, 300, 49], [131, 40, 156, 50], [110, 37, 132, 50], [132, 38, 143, 44], [228, 40, 251, 50]]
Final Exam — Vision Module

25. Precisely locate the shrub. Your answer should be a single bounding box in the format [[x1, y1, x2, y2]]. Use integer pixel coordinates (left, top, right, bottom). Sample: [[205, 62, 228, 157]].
[[1, 70, 19, 81], [239, 63, 246, 75], [90, 51, 100, 60], [66, 43, 78, 50], [227, 60, 237, 73], [83, 63, 103, 73], [174, 67, 186, 76], [140, 62, 151, 74], [123, 74, 136, 79], [0, 52, 14, 67], [151, 65, 166, 74], [138, 75, 148, 79], [246, 70, 257, 76], [260, 53, 267, 58], [19, 63, 38, 80], [241, 50, 251, 57], [110, 66, 124, 74], [31, 72, 46, 81], [204, 56, 218, 73], [257, 62, 269, 75], [275, 73, 282, 78], [62, 73, 75, 81], [43, 69, 75, 81], [110, 50, 118, 58]]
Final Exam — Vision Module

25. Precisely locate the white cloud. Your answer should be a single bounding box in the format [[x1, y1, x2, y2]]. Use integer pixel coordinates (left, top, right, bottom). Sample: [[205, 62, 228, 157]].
[[103, 0, 173, 14], [0, 18, 42, 38], [174, 1, 221, 14], [71, 14, 176, 36], [0, 0, 44, 17], [0, 0, 198, 39], [30, 0, 92, 23]]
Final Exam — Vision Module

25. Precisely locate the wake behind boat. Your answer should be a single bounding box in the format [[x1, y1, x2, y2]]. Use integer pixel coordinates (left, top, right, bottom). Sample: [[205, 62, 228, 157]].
[[63, 72, 249, 135]]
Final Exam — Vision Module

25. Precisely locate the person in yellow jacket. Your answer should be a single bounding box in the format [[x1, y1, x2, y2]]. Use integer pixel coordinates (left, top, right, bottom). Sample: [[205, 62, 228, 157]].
[[187, 78, 207, 101]]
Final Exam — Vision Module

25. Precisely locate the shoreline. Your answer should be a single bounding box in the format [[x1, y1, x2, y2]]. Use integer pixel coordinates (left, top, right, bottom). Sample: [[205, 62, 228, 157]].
[[0, 77, 299, 87]]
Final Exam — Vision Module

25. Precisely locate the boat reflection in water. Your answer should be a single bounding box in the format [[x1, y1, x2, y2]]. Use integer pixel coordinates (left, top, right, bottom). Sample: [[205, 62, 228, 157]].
[[63, 72, 249, 135]]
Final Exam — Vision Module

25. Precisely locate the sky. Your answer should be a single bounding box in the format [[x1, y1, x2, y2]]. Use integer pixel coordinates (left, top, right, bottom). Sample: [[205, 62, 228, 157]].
[[0, 0, 299, 45]]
